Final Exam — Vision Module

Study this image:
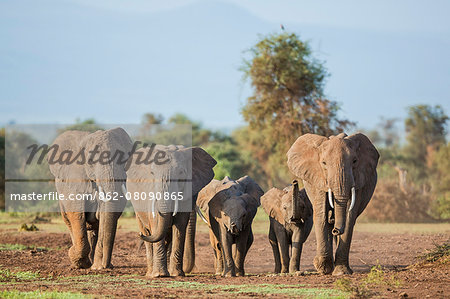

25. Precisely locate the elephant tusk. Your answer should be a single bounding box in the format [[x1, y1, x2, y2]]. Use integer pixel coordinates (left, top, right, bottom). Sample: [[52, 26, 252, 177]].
[[349, 187, 356, 211], [328, 188, 334, 209], [98, 185, 108, 201], [195, 206, 208, 224], [151, 197, 156, 218], [121, 184, 127, 196], [172, 198, 178, 217]]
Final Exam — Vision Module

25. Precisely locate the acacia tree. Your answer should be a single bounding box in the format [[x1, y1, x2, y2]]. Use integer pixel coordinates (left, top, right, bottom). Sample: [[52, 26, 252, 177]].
[[240, 33, 353, 186]]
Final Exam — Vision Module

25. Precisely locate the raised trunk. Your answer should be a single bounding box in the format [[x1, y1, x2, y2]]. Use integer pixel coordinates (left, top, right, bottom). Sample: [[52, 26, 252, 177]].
[[141, 212, 172, 243], [183, 211, 196, 273], [332, 200, 347, 236], [292, 180, 302, 220]]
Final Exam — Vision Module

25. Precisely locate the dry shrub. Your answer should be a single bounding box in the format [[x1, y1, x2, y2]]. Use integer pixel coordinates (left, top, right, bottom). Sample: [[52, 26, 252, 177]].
[[363, 179, 435, 222]]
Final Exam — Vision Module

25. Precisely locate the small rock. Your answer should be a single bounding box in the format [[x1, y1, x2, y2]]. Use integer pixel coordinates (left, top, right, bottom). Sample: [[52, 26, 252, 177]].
[[399, 292, 408, 298]]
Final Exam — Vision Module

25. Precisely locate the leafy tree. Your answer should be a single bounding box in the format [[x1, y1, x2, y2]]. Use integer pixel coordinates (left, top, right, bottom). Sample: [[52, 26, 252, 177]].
[[404, 105, 448, 182], [239, 32, 353, 186], [205, 141, 252, 180], [142, 113, 164, 125], [430, 142, 450, 219], [59, 118, 104, 133]]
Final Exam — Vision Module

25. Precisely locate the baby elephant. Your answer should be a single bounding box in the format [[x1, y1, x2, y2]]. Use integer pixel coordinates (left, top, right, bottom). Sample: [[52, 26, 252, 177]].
[[197, 176, 264, 277], [261, 180, 313, 274]]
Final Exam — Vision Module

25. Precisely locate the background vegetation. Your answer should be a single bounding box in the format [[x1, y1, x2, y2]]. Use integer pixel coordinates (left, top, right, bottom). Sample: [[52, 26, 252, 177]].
[[1, 32, 448, 222]]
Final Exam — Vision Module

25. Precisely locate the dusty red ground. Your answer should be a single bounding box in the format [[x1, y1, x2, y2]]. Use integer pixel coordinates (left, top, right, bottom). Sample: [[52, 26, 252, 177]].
[[0, 225, 448, 298]]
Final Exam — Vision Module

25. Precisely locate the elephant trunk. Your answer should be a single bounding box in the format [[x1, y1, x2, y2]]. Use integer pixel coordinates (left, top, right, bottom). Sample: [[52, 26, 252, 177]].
[[140, 212, 172, 243], [332, 199, 347, 236], [292, 180, 302, 221], [183, 210, 196, 273]]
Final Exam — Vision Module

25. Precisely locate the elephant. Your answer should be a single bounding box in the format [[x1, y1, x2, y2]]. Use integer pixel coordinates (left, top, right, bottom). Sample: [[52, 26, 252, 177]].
[[287, 133, 379, 275], [261, 180, 313, 274], [197, 176, 264, 277], [126, 145, 217, 277], [48, 128, 133, 269]]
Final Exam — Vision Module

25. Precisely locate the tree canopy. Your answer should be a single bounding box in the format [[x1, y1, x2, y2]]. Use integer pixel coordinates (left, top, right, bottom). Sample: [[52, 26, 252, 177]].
[[239, 32, 354, 186]]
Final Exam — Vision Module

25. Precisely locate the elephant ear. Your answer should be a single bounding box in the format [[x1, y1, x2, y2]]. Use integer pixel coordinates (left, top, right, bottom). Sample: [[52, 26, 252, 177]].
[[261, 188, 285, 225], [236, 175, 264, 206], [347, 133, 380, 189], [196, 179, 222, 219], [190, 147, 217, 195], [48, 131, 90, 179], [287, 134, 328, 190]]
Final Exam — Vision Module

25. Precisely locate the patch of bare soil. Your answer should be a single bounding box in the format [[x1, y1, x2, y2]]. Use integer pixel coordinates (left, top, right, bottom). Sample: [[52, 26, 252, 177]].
[[0, 226, 448, 298]]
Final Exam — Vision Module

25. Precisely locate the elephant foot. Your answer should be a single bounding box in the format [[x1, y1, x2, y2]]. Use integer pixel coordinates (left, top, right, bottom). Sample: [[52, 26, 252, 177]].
[[314, 255, 334, 275], [332, 264, 353, 276], [69, 250, 91, 269], [148, 269, 170, 278], [223, 269, 236, 277], [236, 270, 245, 277], [169, 268, 185, 277], [71, 257, 91, 269], [289, 266, 299, 274], [90, 262, 113, 270]]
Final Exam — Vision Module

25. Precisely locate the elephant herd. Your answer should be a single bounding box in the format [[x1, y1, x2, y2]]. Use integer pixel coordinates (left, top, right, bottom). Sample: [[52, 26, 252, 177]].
[[48, 128, 379, 277]]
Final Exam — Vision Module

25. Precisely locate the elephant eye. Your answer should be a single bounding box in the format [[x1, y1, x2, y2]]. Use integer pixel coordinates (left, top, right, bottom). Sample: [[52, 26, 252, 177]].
[[353, 159, 357, 164], [322, 161, 326, 166]]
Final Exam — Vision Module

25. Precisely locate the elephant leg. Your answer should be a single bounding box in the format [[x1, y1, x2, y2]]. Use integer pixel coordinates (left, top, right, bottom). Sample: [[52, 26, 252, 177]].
[[308, 186, 334, 274], [150, 239, 170, 278], [269, 221, 281, 273], [209, 230, 223, 275], [168, 213, 189, 277], [289, 228, 302, 273], [92, 211, 122, 270], [65, 212, 91, 269], [183, 211, 196, 274], [86, 212, 98, 264], [276, 229, 290, 273], [333, 213, 356, 276], [144, 241, 153, 276], [234, 227, 251, 277], [220, 227, 236, 277], [136, 218, 153, 276], [87, 229, 98, 264]]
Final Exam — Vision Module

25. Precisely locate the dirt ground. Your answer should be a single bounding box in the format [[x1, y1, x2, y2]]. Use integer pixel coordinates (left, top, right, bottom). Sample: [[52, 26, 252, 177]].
[[0, 218, 449, 298]]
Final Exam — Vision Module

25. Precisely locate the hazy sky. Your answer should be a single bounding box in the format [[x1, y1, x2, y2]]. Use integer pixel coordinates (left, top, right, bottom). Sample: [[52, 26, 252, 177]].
[[1, 0, 449, 132]]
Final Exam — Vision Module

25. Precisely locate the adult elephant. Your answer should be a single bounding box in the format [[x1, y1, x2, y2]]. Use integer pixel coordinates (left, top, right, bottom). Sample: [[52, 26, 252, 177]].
[[287, 133, 379, 275], [48, 128, 133, 269], [126, 145, 216, 277]]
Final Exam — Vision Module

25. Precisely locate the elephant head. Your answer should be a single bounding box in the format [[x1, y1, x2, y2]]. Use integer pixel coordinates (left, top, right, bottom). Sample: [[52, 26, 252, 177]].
[[126, 145, 216, 242], [197, 176, 263, 235], [287, 133, 379, 236], [49, 127, 133, 208], [261, 180, 312, 226]]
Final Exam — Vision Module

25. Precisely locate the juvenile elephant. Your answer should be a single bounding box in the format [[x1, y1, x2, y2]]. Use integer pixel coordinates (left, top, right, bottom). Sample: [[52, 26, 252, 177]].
[[197, 176, 264, 277], [261, 180, 313, 274], [126, 145, 216, 277], [287, 133, 379, 275], [48, 128, 133, 269]]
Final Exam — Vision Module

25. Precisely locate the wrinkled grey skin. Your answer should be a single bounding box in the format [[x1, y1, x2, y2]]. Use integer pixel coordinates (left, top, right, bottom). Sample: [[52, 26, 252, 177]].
[[48, 128, 133, 269], [261, 181, 313, 273], [197, 176, 264, 277], [126, 145, 216, 277], [287, 133, 379, 275]]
